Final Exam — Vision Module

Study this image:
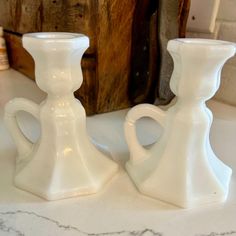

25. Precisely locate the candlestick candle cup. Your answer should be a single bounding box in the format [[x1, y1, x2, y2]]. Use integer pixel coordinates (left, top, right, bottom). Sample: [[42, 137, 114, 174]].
[[4, 32, 118, 200], [125, 38, 236, 208]]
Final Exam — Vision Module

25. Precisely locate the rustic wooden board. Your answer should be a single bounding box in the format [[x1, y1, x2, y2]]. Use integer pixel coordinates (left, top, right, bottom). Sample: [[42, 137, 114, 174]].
[[129, 0, 190, 106], [95, 0, 136, 113], [0, 0, 97, 54], [4, 32, 35, 79], [129, 0, 159, 105], [179, 0, 191, 38], [74, 56, 97, 115]]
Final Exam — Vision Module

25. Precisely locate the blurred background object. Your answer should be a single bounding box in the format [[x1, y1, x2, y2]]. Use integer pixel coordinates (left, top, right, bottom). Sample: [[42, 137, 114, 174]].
[[0, 26, 9, 70]]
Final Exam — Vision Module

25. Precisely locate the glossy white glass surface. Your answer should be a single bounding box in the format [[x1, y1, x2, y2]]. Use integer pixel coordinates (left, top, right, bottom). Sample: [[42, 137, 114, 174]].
[[3, 33, 118, 200], [125, 38, 236, 208]]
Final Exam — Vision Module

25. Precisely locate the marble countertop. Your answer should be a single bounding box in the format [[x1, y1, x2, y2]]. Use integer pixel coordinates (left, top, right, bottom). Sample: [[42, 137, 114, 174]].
[[0, 69, 236, 236]]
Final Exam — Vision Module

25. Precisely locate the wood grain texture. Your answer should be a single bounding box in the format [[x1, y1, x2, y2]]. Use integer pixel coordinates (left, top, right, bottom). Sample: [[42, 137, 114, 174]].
[[0, 0, 97, 54], [128, 0, 189, 106], [96, 0, 136, 113], [4, 32, 35, 80], [129, 0, 158, 105], [178, 0, 191, 38], [74, 57, 97, 115]]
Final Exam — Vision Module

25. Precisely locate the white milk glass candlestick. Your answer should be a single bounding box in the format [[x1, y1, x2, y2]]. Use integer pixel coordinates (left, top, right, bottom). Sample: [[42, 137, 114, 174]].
[[4, 32, 118, 200], [125, 38, 236, 208]]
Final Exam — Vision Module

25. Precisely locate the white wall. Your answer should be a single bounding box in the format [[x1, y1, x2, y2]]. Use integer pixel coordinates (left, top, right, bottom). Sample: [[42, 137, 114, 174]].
[[187, 0, 236, 106]]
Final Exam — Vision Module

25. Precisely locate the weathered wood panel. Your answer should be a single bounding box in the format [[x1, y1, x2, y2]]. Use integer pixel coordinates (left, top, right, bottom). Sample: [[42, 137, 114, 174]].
[[96, 0, 136, 113], [129, 0, 159, 105], [74, 57, 97, 115], [0, 0, 97, 54], [4, 32, 35, 79], [129, 0, 190, 106], [179, 0, 191, 38]]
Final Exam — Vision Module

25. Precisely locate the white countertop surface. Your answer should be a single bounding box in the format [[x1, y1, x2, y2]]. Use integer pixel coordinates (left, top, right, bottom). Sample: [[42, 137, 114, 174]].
[[0, 69, 236, 236]]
